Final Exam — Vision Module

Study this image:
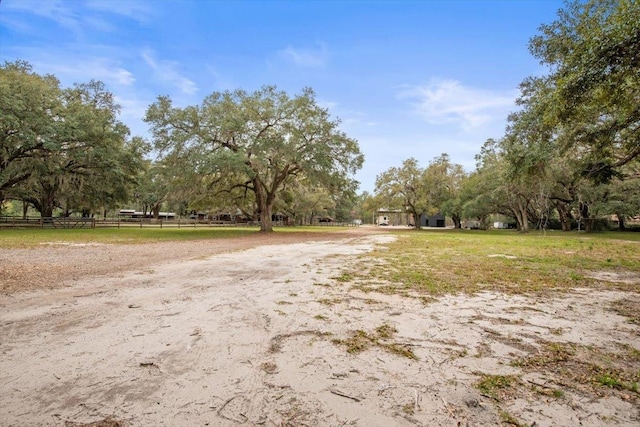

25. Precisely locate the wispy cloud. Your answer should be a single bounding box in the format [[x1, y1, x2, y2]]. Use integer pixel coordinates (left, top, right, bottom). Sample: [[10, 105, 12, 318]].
[[1, 0, 152, 37], [86, 0, 154, 24], [39, 56, 136, 87], [141, 49, 198, 95], [279, 43, 329, 67], [399, 79, 517, 132], [3, 0, 82, 34]]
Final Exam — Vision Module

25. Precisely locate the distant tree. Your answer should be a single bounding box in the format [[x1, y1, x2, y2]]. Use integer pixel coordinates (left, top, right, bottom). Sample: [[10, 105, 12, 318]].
[[145, 86, 363, 232], [375, 158, 430, 229], [276, 178, 334, 225], [425, 154, 466, 229]]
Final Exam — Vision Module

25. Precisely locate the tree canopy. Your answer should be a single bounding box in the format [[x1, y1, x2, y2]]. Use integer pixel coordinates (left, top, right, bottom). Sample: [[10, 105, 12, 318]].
[[145, 85, 363, 232], [0, 61, 146, 217]]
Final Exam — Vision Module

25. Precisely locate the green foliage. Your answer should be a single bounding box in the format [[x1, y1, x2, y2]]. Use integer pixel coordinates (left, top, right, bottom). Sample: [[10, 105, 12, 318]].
[[0, 61, 147, 217], [375, 154, 465, 229], [528, 0, 640, 178], [145, 86, 363, 232]]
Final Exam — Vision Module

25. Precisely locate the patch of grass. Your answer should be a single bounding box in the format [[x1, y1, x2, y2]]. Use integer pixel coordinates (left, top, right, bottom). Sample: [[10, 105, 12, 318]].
[[332, 272, 355, 283], [610, 297, 640, 324], [375, 323, 397, 339], [317, 297, 344, 306], [312, 282, 331, 287], [497, 409, 524, 426], [0, 227, 261, 248], [260, 361, 278, 374], [346, 229, 640, 298], [513, 341, 640, 398], [475, 374, 519, 400], [598, 373, 623, 388], [332, 323, 418, 360]]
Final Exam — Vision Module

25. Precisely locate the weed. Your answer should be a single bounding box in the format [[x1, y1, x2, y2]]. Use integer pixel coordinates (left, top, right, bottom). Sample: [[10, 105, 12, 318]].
[[375, 324, 397, 339], [332, 323, 418, 360], [401, 403, 415, 415], [333, 272, 354, 283], [317, 297, 343, 306], [598, 374, 622, 388], [498, 409, 523, 426], [475, 374, 518, 400], [260, 361, 278, 374]]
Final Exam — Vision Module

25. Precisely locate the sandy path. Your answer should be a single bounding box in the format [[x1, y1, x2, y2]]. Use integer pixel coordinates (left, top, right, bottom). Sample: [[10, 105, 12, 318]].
[[1, 232, 638, 426]]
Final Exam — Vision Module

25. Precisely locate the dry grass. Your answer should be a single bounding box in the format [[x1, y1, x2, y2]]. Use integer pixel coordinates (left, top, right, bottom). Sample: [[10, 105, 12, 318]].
[[332, 323, 418, 360]]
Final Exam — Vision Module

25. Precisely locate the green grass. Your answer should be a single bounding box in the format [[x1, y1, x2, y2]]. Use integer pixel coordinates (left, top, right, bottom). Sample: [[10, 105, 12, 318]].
[[0, 226, 358, 248], [348, 229, 640, 296], [0, 227, 261, 248]]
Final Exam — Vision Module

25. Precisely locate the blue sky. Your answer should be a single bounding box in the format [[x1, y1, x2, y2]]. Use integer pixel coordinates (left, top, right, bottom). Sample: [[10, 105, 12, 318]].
[[0, 0, 563, 193]]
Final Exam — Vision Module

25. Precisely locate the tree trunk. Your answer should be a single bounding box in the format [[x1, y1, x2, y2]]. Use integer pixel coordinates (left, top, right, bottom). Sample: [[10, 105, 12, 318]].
[[554, 200, 573, 231], [452, 214, 461, 229], [38, 183, 57, 218], [616, 213, 626, 231], [513, 199, 529, 232], [254, 179, 273, 232], [579, 201, 593, 233]]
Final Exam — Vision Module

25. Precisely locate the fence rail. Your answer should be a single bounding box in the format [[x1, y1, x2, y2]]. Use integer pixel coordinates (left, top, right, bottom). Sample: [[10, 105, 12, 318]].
[[0, 216, 359, 229]]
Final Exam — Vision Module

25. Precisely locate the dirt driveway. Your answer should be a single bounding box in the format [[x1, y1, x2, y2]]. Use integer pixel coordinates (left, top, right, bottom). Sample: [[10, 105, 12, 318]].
[[1, 229, 638, 426]]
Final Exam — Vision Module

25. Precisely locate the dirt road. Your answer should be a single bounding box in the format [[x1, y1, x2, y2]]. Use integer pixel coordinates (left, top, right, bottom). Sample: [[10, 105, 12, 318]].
[[1, 229, 638, 426]]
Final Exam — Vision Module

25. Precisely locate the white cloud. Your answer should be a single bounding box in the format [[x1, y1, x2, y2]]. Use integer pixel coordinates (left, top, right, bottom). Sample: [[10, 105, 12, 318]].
[[4, 0, 82, 34], [43, 56, 135, 86], [399, 79, 517, 132], [142, 49, 197, 95], [86, 0, 154, 24], [279, 43, 329, 67]]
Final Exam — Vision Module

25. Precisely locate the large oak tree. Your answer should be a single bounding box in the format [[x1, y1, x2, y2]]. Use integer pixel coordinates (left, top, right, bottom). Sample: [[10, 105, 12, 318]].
[[145, 86, 363, 232]]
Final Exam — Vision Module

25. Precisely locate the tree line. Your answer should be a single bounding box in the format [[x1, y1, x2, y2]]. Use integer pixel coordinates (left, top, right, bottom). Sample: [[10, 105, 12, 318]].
[[371, 0, 639, 232], [1, 63, 363, 232], [1, 0, 638, 233]]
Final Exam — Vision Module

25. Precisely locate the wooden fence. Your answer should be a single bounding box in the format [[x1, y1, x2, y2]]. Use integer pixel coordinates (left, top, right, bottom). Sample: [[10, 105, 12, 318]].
[[0, 216, 359, 229]]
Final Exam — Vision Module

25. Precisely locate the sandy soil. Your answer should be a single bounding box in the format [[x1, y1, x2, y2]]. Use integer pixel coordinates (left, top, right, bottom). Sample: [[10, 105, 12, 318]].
[[1, 228, 638, 426]]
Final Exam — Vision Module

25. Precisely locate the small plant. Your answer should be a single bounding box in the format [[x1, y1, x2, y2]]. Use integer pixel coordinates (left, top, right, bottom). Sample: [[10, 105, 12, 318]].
[[260, 361, 278, 374], [333, 272, 354, 283], [317, 297, 343, 306], [332, 323, 418, 360], [598, 374, 622, 388], [375, 324, 397, 339], [475, 374, 518, 400], [401, 403, 415, 415]]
